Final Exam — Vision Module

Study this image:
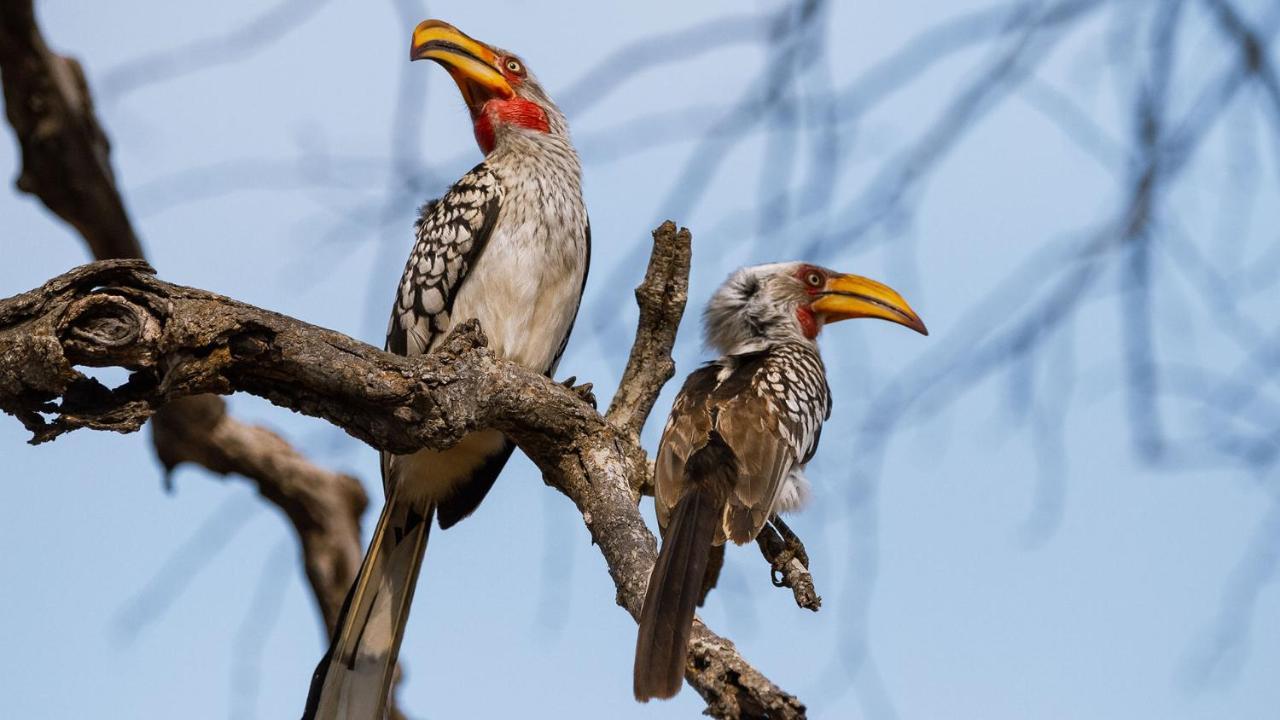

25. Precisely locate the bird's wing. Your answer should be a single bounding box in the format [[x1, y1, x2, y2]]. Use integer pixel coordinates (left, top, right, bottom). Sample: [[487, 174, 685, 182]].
[[713, 345, 828, 543], [385, 162, 502, 357], [382, 162, 502, 497], [653, 363, 720, 531], [549, 218, 590, 374]]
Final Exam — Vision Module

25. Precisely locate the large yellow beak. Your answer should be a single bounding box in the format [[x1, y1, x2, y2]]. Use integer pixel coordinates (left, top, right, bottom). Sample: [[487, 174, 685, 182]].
[[410, 20, 513, 109], [811, 274, 928, 335]]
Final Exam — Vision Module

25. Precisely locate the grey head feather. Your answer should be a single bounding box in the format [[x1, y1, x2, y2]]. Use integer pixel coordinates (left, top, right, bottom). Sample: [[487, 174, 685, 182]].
[[702, 262, 817, 355]]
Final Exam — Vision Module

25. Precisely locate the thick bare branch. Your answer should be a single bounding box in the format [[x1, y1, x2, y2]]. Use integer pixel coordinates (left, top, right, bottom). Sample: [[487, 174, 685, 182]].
[[606, 221, 692, 440], [0, 251, 804, 718]]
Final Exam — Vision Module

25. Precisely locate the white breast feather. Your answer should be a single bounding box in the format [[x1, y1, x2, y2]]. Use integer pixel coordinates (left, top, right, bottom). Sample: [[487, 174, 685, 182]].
[[392, 146, 587, 505]]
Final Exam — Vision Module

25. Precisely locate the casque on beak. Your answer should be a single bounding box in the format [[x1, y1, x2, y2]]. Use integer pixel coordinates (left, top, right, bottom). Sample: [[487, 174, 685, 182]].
[[410, 20, 513, 111], [811, 273, 928, 335]]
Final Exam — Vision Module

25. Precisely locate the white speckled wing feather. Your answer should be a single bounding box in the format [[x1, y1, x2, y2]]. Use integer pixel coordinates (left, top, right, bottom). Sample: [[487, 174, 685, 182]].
[[655, 343, 830, 544], [385, 162, 502, 358]]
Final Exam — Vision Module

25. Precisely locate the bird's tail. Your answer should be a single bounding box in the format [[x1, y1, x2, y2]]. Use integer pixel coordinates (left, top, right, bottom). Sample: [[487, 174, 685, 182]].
[[303, 493, 433, 720], [633, 434, 735, 701]]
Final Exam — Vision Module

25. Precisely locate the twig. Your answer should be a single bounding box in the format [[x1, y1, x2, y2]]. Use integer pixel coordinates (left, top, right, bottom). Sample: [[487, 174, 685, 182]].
[[756, 517, 822, 611], [97, 0, 336, 103]]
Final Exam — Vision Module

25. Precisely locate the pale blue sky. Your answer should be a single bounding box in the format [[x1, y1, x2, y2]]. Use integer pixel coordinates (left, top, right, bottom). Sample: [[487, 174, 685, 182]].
[[2, 1, 1278, 719]]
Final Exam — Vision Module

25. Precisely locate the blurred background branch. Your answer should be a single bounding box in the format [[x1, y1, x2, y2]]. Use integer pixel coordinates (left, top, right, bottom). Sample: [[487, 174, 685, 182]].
[[0, 0, 366, 655]]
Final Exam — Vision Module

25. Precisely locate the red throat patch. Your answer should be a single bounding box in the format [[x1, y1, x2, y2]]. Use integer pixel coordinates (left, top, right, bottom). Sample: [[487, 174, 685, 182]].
[[796, 305, 819, 339], [472, 98, 551, 154]]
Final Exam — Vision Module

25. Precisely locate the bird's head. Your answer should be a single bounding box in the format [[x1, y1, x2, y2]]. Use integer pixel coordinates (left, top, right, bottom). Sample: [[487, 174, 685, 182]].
[[411, 20, 566, 155], [703, 262, 927, 354]]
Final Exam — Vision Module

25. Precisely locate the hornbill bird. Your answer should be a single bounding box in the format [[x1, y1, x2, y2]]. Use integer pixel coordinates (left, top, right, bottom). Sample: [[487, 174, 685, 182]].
[[304, 20, 589, 719], [633, 262, 927, 701]]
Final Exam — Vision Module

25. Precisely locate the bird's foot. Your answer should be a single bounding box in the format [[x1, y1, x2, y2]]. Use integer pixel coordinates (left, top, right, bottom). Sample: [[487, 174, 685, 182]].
[[560, 375, 597, 409], [757, 516, 822, 610], [771, 515, 810, 570], [759, 517, 809, 588]]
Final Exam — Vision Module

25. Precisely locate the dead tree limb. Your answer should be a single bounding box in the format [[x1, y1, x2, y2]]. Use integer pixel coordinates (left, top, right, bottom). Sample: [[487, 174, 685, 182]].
[[0, 234, 806, 718], [607, 221, 692, 441], [0, 0, 141, 259], [0, 0, 366, 633]]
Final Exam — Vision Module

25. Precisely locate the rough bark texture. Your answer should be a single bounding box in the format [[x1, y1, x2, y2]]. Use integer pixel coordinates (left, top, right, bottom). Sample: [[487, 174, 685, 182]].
[[606, 221, 692, 443], [0, 243, 805, 717], [0, 0, 366, 635]]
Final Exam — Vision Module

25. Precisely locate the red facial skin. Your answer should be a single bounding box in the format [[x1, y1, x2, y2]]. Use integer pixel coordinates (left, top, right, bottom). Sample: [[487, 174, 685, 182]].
[[471, 58, 550, 154], [473, 98, 550, 154], [796, 305, 819, 339], [794, 264, 826, 339]]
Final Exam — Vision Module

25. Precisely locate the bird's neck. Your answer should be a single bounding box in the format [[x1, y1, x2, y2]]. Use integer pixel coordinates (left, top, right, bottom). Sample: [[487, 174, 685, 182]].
[[481, 122, 582, 193], [705, 295, 815, 356], [473, 98, 552, 155], [722, 332, 817, 357], [720, 337, 774, 356]]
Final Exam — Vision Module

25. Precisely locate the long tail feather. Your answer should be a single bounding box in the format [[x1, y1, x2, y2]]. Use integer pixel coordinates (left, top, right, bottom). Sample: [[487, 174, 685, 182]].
[[633, 435, 735, 701], [303, 497, 433, 720]]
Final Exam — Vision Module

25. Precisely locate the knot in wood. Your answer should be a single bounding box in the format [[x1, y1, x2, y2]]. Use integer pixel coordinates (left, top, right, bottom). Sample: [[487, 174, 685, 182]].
[[436, 319, 488, 356], [58, 292, 159, 368]]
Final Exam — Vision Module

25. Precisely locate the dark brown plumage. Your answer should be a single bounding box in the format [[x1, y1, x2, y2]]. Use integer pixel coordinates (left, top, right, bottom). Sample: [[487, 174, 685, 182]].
[[634, 262, 927, 702]]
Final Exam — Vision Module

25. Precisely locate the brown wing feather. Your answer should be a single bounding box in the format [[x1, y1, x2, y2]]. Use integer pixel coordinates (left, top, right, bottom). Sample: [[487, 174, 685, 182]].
[[715, 391, 797, 544], [654, 344, 829, 545], [653, 364, 719, 532], [713, 344, 828, 544]]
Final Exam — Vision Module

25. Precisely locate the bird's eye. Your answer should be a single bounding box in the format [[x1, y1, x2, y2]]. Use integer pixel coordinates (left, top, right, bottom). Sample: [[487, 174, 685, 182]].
[[505, 59, 523, 74], [805, 271, 823, 287]]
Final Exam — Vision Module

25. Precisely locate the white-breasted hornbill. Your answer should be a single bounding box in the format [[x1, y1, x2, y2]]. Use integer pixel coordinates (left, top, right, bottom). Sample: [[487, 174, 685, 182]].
[[633, 262, 926, 702], [305, 20, 589, 719]]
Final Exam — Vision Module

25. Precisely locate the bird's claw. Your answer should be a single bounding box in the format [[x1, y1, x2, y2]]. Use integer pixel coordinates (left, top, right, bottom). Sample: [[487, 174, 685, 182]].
[[560, 376, 596, 409], [772, 515, 810, 569], [763, 516, 809, 587]]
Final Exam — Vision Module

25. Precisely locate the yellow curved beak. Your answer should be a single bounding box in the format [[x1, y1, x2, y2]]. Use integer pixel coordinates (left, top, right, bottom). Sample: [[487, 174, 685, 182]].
[[811, 274, 928, 335], [410, 20, 513, 108]]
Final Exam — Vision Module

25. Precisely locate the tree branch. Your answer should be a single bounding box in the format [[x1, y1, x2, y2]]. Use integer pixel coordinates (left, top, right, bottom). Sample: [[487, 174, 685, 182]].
[[0, 0, 365, 634], [148, 393, 367, 632], [0, 236, 805, 717], [756, 517, 822, 612], [0, 0, 142, 259], [3, 2, 810, 712], [606, 220, 692, 441]]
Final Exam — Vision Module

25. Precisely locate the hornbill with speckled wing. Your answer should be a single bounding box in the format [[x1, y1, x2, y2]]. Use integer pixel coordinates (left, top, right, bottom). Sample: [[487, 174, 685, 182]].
[[633, 263, 927, 702], [304, 20, 589, 719]]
